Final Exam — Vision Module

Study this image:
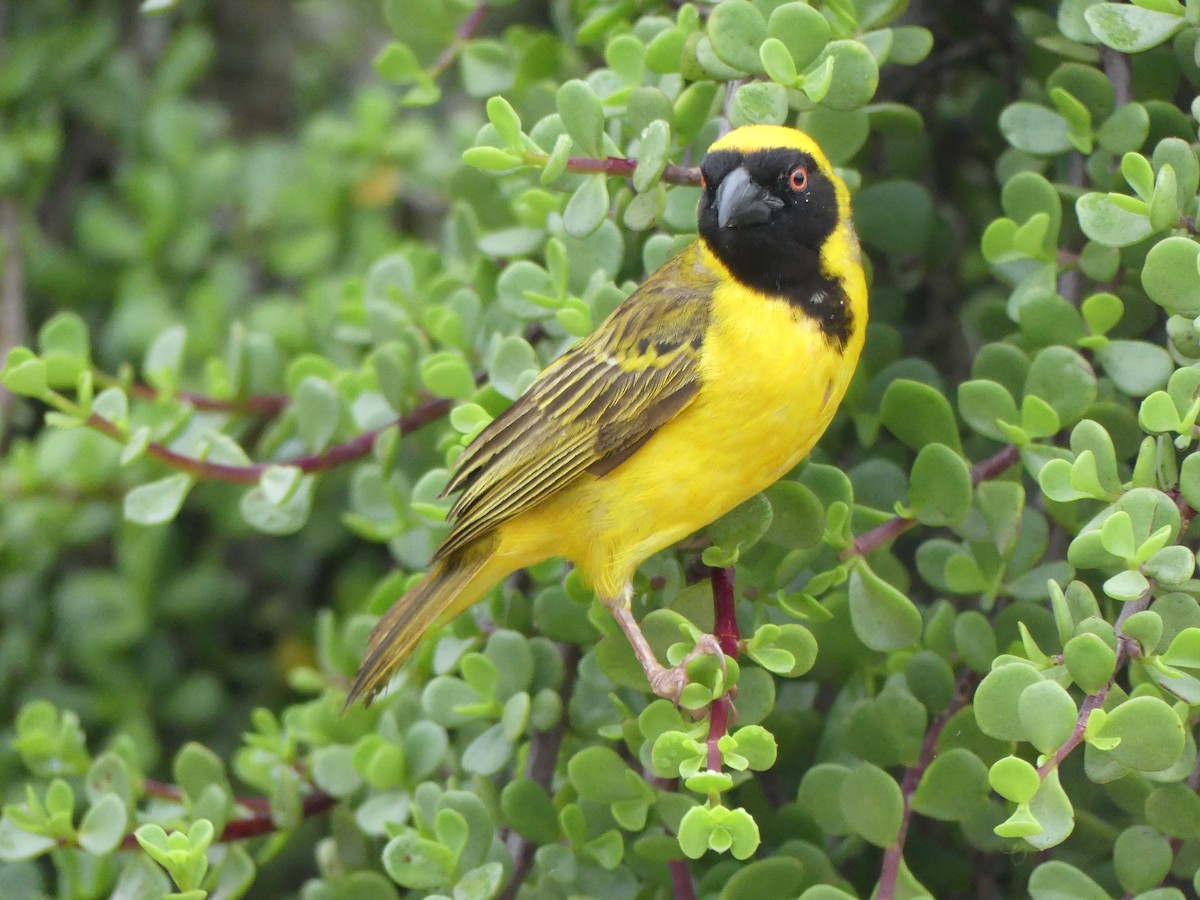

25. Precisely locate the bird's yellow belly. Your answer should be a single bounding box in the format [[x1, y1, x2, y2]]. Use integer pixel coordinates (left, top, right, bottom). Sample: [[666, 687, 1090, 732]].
[[496, 293, 859, 599]]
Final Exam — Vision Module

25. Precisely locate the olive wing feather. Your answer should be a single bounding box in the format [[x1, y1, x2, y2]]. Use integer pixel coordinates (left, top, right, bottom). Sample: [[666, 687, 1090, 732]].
[[434, 248, 717, 561]]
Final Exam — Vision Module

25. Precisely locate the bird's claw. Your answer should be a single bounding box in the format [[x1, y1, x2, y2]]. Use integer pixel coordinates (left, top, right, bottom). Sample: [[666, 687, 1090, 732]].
[[647, 632, 728, 703]]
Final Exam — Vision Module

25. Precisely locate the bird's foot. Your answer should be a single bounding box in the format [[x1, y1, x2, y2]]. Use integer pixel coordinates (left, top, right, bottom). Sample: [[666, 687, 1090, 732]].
[[646, 633, 727, 703]]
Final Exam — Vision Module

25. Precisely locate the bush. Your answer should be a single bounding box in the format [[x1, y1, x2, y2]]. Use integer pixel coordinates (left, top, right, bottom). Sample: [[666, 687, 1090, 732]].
[[3, 0, 1200, 897]]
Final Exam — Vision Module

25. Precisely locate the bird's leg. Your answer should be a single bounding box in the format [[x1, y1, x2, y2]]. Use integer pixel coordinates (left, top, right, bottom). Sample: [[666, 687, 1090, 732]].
[[606, 584, 726, 702]]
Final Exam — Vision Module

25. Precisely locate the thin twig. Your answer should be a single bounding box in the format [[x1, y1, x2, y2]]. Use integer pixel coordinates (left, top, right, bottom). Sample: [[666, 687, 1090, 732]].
[[536, 153, 700, 187], [877, 670, 977, 900], [115, 789, 336, 849], [670, 853, 699, 900], [84, 393, 454, 484], [1103, 47, 1133, 108], [1036, 590, 1151, 778], [844, 443, 1021, 559], [705, 565, 740, 774], [498, 643, 581, 900], [99, 373, 288, 416], [428, 3, 488, 81], [0, 197, 26, 424]]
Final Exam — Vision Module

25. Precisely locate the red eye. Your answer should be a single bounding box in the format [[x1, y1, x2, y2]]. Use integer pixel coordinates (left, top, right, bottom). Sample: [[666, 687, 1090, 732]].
[[789, 165, 809, 192]]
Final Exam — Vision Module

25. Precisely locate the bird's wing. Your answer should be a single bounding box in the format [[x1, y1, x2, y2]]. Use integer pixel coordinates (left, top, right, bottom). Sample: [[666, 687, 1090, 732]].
[[434, 246, 717, 560]]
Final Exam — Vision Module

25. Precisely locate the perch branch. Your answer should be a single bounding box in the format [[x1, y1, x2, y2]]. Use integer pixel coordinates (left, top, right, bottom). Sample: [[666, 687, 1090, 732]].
[[428, 3, 489, 81], [1036, 590, 1151, 778], [83, 392, 454, 485], [843, 443, 1021, 559], [116, 789, 336, 849], [94, 372, 289, 417], [498, 643, 582, 900], [877, 670, 976, 900], [526, 152, 701, 187], [0, 198, 25, 424]]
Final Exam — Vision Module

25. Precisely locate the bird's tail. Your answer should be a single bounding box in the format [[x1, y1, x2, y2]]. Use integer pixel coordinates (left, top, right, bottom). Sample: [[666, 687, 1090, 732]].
[[346, 536, 500, 706]]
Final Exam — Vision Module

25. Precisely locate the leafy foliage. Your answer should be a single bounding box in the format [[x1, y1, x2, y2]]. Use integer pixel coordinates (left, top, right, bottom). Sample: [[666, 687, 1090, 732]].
[[4, 0, 1200, 898]]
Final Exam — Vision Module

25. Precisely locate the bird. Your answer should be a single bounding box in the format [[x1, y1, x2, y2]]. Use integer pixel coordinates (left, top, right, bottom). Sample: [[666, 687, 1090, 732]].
[[347, 124, 868, 706]]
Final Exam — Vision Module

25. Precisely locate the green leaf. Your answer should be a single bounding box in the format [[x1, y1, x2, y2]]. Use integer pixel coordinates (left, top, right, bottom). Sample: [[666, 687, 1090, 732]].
[[839, 763, 902, 847], [1025, 346, 1096, 426], [911, 748, 989, 822], [0, 818, 55, 862], [1076, 192, 1153, 247], [847, 561, 922, 651], [759, 38, 797, 85], [463, 146, 523, 172], [768, 2, 831, 68], [562, 174, 609, 239], [1063, 633, 1116, 693], [989, 755, 1041, 804], [729, 81, 788, 128], [382, 831, 454, 890], [1114, 825, 1173, 895], [633, 119, 669, 193], [908, 443, 972, 527], [999, 103, 1072, 155], [454, 862, 503, 900], [1146, 783, 1200, 840], [1017, 680, 1077, 755], [1142, 236, 1200, 316], [1028, 861, 1109, 900], [1, 355, 49, 398], [959, 379, 1019, 441], [124, 474, 194, 526], [375, 42, 422, 83], [421, 352, 477, 400], [707, 0, 768, 73], [77, 794, 127, 855], [295, 376, 340, 452], [812, 40, 879, 110], [1096, 340, 1173, 397], [708, 493, 772, 564], [880, 379, 961, 454], [854, 180, 934, 257], [240, 473, 314, 535], [556, 80, 604, 155], [1096, 696, 1186, 771], [974, 663, 1043, 741], [1084, 3, 1186, 52]]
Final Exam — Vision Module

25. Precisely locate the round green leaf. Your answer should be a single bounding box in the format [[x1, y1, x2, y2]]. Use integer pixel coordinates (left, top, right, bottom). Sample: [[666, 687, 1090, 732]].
[[1113, 825, 1173, 895], [707, 0, 768, 73], [974, 663, 1043, 741], [839, 763, 902, 848], [1097, 696, 1185, 772], [909, 443, 972, 527], [1084, 4, 1186, 52], [847, 561, 922, 651]]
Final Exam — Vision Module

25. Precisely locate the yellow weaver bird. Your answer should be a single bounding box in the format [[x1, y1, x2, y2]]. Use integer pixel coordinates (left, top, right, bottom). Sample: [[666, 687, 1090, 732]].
[[348, 124, 868, 705]]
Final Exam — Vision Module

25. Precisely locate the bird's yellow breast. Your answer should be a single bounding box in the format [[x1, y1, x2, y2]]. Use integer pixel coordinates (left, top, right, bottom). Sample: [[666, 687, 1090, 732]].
[[492, 240, 867, 599]]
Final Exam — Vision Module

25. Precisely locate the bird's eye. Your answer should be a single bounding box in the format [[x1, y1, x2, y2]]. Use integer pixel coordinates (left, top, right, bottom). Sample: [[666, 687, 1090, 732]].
[[788, 165, 809, 192]]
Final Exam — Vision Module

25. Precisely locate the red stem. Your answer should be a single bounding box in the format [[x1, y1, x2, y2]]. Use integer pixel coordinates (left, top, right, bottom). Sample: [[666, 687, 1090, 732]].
[[85, 394, 453, 485], [877, 671, 976, 899], [428, 3, 489, 79], [669, 855, 699, 900], [711, 565, 739, 657], [123, 380, 288, 416], [117, 789, 335, 850], [706, 566, 740, 771], [844, 443, 1021, 559], [560, 155, 701, 187], [1035, 591, 1150, 779]]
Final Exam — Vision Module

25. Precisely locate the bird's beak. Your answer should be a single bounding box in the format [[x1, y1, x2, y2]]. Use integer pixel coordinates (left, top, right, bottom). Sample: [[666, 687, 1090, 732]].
[[715, 167, 780, 228]]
